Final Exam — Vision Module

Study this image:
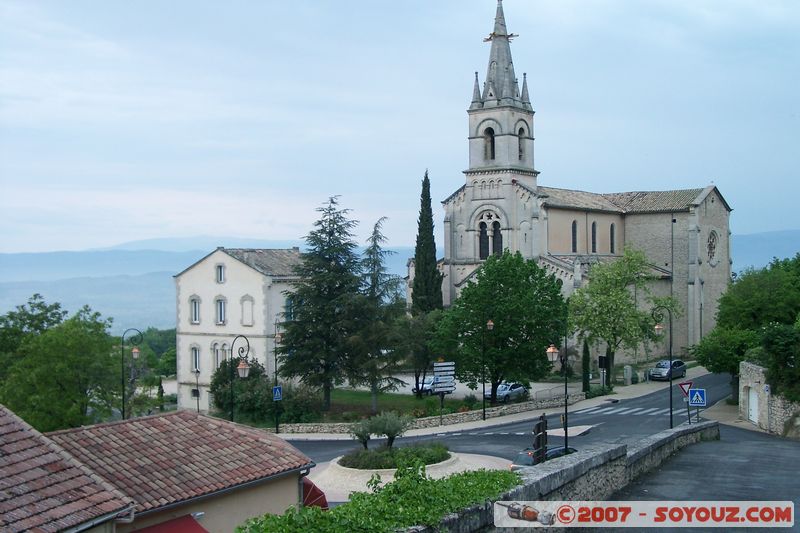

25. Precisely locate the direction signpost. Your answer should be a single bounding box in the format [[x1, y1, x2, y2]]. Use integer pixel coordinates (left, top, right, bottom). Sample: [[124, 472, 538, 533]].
[[678, 381, 693, 424], [433, 362, 456, 425]]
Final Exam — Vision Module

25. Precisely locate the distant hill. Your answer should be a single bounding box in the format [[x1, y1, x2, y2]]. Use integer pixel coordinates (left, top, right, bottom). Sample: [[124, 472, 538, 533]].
[[1, 232, 796, 334], [731, 230, 800, 271]]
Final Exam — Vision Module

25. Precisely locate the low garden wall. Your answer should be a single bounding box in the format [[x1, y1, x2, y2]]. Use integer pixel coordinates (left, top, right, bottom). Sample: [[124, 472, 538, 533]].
[[278, 393, 586, 434], [403, 421, 720, 532]]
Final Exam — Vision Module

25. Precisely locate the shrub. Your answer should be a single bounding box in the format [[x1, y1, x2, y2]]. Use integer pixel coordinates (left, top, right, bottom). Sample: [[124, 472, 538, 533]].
[[585, 385, 615, 399], [369, 412, 412, 449], [462, 393, 478, 409], [631, 373, 639, 384], [339, 442, 449, 469], [237, 461, 520, 532], [350, 419, 372, 450]]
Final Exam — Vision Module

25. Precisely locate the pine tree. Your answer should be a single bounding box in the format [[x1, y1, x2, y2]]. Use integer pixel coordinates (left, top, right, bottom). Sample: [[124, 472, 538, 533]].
[[278, 197, 362, 411], [410, 171, 444, 396]]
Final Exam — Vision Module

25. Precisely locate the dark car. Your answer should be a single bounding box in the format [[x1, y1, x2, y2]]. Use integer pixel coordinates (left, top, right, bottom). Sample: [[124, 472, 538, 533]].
[[648, 359, 687, 381], [485, 382, 528, 403], [509, 446, 578, 471]]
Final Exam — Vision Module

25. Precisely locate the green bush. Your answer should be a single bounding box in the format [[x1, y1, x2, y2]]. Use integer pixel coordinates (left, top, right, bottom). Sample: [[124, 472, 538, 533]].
[[369, 411, 412, 448], [631, 373, 639, 384], [350, 419, 372, 450], [339, 442, 449, 469], [462, 393, 478, 409], [237, 461, 520, 533], [585, 385, 615, 399]]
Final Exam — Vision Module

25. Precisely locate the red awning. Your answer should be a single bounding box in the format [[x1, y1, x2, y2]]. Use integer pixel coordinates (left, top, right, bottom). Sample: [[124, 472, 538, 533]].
[[134, 514, 209, 533], [303, 477, 329, 510]]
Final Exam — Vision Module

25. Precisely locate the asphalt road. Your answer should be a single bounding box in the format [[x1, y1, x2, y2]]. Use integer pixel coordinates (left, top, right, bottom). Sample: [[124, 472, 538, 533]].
[[291, 372, 732, 463]]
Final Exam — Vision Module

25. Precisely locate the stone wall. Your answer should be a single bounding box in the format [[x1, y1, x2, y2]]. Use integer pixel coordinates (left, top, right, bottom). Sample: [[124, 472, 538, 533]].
[[278, 393, 586, 434], [739, 361, 800, 435], [403, 421, 720, 533]]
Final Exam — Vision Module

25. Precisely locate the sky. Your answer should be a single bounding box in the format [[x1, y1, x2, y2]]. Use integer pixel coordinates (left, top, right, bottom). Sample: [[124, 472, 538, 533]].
[[1, 0, 798, 253]]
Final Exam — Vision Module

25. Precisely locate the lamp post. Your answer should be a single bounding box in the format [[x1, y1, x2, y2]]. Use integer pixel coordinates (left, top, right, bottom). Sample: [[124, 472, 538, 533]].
[[229, 335, 251, 422], [482, 319, 494, 421], [547, 342, 569, 455], [274, 331, 282, 433], [652, 305, 674, 429], [121, 328, 142, 420]]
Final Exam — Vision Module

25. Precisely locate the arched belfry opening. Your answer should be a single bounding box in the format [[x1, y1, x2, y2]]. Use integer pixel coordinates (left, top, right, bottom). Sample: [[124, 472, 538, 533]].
[[492, 221, 502, 256], [479, 222, 490, 259], [484, 128, 496, 160]]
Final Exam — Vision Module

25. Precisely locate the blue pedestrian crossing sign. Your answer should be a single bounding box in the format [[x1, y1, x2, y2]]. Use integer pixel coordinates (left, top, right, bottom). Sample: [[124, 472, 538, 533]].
[[273, 385, 282, 401], [688, 388, 706, 407]]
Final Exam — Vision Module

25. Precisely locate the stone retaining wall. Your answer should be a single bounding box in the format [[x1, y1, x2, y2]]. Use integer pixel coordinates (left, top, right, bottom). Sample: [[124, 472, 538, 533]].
[[279, 393, 586, 434], [403, 421, 720, 532], [739, 361, 800, 436]]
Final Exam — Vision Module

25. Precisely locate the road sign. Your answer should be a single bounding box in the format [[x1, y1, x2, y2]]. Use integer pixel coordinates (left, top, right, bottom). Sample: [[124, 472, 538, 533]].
[[688, 388, 706, 407], [433, 375, 455, 383], [273, 385, 282, 401], [764, 384, 771, 394], [432, 385, 456, 393], [678, 381, 693, 397], [433, 362, 455, 370]]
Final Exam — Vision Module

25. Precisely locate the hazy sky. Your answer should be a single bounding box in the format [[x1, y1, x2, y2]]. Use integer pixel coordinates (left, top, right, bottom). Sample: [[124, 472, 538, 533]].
[[1, 0, 798, 253]]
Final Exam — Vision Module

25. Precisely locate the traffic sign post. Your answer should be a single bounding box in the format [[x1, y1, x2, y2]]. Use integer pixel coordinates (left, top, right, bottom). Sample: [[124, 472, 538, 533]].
[[688, 388, 706, 423], [273, 385, 282, 402], [433, 362, 456, 425], [678, 381, 693, 425]]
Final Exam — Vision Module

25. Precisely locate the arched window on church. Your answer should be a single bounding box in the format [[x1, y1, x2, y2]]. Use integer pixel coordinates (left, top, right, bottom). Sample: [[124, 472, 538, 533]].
[[591, 222, 597, 253], [484, 128, 496, 160], [610, 223, 616, 254], [492, 221, 502, 256], [479, 222, 489, 260], [518, 127, 525, 160], [571, 220, 578, 253]]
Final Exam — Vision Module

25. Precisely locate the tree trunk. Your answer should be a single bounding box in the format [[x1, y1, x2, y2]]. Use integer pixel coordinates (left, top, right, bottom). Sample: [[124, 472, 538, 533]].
[[370, 381, 379, 414], [582, 340, 591, 393], [414, 370, 423, 399], [322, 381, 331, 411], [607, 345, 615, 390]]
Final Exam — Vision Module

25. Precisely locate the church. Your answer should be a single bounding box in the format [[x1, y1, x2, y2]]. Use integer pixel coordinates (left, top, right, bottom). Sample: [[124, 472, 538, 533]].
[[431, 1, 731, 358]]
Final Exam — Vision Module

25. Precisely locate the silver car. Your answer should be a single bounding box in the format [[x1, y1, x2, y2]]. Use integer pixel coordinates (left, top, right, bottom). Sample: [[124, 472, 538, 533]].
[[485, 382, 528, 403], [648, 359, 687, 381]]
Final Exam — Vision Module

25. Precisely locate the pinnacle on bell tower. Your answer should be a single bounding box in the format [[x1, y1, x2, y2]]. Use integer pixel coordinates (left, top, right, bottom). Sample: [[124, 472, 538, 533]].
[[466, 0, 538, 185]]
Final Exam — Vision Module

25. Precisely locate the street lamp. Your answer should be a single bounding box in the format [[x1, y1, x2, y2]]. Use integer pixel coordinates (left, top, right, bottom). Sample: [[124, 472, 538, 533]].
[[546, 343, 569, 455], [274, 331, 282, 433], [652, 305, 674, 429], [482, 319, 494, 421], [121, 328, 142, 420], [229, 335, 251, 422]]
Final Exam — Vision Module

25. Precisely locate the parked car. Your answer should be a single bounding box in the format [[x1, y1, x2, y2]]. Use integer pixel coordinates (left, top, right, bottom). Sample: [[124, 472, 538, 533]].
[[509, 446, 578, 471], [485, 382, 528, 403], [648, 359, 687, 381]]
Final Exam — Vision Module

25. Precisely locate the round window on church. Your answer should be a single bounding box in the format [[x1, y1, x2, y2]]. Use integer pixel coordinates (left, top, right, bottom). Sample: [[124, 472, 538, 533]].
[[707, 231, 718, 265]]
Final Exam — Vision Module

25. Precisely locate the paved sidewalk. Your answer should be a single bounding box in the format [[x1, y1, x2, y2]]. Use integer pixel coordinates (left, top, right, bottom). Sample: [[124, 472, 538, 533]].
[[283, 366, 712, 441]]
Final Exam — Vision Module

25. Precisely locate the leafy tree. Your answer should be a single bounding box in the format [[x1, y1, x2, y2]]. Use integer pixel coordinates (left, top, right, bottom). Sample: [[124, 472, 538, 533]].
[[0, 294, 67, 382], [0, 306, 115, 432], [210, 357, 272, 422], [717, 265, 800, 330], [410, 171, 444, 396], [569, 248, 677, 387], [395, 309, 443, 398], [279, 197, 362, 411], [346, 218, 406, 413], [435, 251, 566, 403], [693, 326, 760, 400], [368, 411, 413, 449], [761, 322, 800, 403]]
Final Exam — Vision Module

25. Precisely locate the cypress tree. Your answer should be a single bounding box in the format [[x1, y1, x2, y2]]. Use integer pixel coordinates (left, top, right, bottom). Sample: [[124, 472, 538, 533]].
[[582, 339, 591, 393], [412, 171, 443, 313]]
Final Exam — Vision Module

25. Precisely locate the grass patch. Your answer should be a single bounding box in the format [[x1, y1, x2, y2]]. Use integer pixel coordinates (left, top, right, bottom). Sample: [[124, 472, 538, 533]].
[[339, 443, 450, 470]]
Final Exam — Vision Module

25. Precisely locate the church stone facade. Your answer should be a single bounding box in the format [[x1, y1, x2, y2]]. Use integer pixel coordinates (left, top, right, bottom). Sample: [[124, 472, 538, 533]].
[[433, 1, 731, 358]]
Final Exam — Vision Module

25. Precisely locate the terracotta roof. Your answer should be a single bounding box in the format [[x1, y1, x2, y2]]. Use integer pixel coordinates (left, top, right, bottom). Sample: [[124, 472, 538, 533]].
[[47, 411, 313, 514], [0, 404, 133, 533], [224, 248, 303, 277], [538, 186, 624, 212], [602, 189, 705, 213]]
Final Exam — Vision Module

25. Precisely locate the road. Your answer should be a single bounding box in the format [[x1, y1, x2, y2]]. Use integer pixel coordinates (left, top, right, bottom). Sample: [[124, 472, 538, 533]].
[[290, 373, 731, 463]]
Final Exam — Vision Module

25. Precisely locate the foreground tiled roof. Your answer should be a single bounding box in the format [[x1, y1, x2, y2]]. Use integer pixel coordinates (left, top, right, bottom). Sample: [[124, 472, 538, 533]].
[[224, 248, 303, 277], [602, 189, 705, 213], [47, 411, 314, 514], [0, 405, 132, 532]]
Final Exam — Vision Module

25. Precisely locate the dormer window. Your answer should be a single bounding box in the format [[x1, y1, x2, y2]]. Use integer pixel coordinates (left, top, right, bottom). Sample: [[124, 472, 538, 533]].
[[216, 264, 225, 283]]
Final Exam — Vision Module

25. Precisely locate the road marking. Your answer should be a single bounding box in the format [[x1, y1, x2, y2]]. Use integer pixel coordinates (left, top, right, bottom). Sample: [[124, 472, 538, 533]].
[[622, 408, 645, 414], [498, 432, 509, 435], [589, 407, 619, 414], [451, 433, 462, 436], [652, 408, 672, 415], [574, 406, 604, 414], [604, 407, 631, 415], [610, 408, 639, 415], [514, 432, 525, 435], [633, 408, 661, 415]]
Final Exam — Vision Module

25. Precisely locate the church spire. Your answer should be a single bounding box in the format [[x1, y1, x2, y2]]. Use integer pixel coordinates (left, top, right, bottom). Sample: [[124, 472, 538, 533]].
[[470, 71, 483, 109], [521, 72, 531, 106], [482, 0, 520, 104]]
